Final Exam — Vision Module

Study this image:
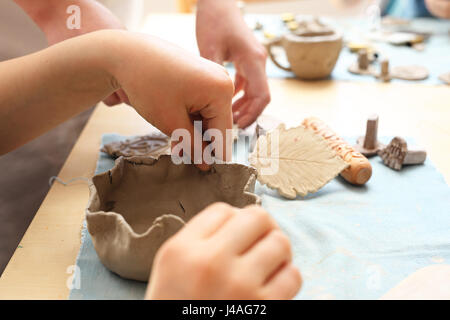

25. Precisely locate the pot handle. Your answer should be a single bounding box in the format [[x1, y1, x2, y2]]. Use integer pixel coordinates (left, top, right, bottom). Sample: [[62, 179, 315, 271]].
[[265, 38, 292, 72]]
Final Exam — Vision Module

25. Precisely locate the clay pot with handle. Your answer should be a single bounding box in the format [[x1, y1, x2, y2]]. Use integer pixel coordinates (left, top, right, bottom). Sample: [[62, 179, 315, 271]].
[[266, 32, 343, 80]]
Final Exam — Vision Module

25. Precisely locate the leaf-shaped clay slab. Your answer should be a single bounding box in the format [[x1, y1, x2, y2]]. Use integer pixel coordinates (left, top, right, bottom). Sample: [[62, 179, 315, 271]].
[[249, 124, 349, 199]]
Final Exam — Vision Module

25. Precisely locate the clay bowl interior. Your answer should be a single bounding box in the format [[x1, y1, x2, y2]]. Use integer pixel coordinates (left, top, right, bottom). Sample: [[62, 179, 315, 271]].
[[89, 155, 260, 234]]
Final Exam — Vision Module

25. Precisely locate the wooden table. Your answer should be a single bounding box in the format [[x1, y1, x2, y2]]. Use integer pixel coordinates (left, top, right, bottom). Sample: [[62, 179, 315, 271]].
[[1, 14, 449, 300]]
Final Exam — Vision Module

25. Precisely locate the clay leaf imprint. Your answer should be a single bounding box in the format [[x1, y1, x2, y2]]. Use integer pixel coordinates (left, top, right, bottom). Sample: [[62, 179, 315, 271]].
[[249, 124, 349, 199]]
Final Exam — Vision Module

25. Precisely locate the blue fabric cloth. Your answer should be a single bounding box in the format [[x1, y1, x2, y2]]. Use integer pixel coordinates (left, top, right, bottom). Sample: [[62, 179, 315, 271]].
[[69, 133, 450, 299], [385, 0, 432, 18], [235, 15, 450, 84]]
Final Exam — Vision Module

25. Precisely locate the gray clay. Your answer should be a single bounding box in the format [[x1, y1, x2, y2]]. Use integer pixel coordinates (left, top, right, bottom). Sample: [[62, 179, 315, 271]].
[[86, 155, 260, 281], [101, 133, 170, 158]]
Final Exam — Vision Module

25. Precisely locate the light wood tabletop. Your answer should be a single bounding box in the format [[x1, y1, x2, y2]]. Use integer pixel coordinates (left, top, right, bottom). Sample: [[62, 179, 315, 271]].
[[0, 14, 449, 299]]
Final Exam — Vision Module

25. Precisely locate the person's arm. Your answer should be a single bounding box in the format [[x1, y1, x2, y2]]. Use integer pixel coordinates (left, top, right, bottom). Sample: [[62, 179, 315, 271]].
[[425, 0, 450, 19], [196, 0, 270, 129], [146, 203, 302, 299], [14, 0, 124, 44], [0, 30, 233, 169], [14, 0, 129, 106]]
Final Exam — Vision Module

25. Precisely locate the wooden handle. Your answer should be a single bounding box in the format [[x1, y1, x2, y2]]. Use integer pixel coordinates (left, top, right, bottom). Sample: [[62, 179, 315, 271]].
[[302, 117, 372, 185]]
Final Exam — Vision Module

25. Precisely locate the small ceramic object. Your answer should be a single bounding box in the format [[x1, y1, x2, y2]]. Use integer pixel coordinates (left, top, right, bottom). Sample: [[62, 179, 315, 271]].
[[249, 124, 348, 199], [439, 72, 450, 85], [281, 12, 295, 23], [348, 49, 377, 76], [266, 31, 343, 80], [86, 155, 260, 281], [101, 133, 170, 158], [376, 59, 392, 82], [391, 65, 429, 81], [378, 137, 426, 171], [354, 114, 385, 157]]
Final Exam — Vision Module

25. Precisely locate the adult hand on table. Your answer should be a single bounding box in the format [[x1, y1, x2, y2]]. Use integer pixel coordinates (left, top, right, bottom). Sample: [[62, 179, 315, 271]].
[[146, 203, 302, 299], [196, 0, 270, 128], [14, 0, 130, 106]]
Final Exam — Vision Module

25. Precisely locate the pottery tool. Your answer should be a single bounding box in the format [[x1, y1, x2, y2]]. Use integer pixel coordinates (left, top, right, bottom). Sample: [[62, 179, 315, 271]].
[[378, 137, 426, 171], [302, 117, 372, 185], [348, 49, 377, 76], [354, 114, 384, 157]]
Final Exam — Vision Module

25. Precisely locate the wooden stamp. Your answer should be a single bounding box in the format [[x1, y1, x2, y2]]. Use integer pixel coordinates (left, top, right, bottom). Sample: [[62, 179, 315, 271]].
[[354, 114, 385, 157], [391, 65, 429, 81], [377, 59, 392, 82], [378, 137, 427, 170], [348, 49, 377, 76]]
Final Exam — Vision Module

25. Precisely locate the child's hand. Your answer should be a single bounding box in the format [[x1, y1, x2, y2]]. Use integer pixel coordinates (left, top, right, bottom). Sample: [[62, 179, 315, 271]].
[[107, 32, 234, 169], [146, 203, 302, 300]]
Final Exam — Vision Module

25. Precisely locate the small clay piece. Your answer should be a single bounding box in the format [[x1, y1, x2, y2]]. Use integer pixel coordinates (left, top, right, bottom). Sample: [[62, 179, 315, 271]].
[[378, 137, 427, 170], [287, 20, 299, 31], [438, 72, 450, 85], [348, 49, 377, 76], [266, 31, 342, 80], [391, 65, 429, 81], [387, 32, 424, 46], [263, 31, 277, 40], [249, 124, 349, 199], [281, 12, 295, 23], [86, 155, 260, 281], [381, 16, 410, 27], [293, 17, 335, 37], [354, 114, 385, 157], [253, 21, 263, 31], [101, 133, 170, 158], [302, 117, 372, 185], [377, 59, 392, 82]]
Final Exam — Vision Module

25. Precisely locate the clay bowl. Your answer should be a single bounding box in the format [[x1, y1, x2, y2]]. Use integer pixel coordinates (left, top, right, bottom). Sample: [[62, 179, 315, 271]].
[[86, 155, 260, 282], [266, 31, 343, 80]]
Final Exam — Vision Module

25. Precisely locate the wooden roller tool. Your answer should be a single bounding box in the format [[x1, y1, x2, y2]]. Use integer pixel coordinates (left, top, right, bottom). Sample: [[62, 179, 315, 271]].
[[302, 117, 372, 185]]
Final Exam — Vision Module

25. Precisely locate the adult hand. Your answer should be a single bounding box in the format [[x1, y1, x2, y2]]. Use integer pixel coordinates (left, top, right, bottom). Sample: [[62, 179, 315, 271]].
[[14, 0, 129, 106], [146, 203, 302, 299], [196, 0, 270, 128]]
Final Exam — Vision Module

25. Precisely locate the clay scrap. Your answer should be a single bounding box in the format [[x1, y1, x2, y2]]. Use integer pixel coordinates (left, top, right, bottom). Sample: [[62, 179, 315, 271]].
[[101, 133, 170, 158], [438, 72, 450, 85], [348, 49, 377, 76], [249, 124, 349, 199], [354, 114, 385, 157], [391, 65, 429, 81], [302, 117, 372, 185], [86, 155, 260, 281], [378, 137, 426, 170]]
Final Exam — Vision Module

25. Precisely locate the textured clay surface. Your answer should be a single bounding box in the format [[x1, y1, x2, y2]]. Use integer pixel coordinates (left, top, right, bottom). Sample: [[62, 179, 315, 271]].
[[86, 155, 260, 281]]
